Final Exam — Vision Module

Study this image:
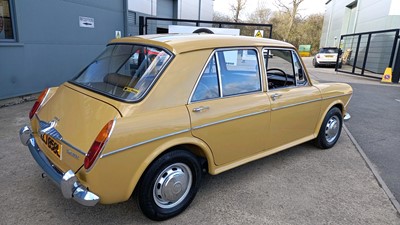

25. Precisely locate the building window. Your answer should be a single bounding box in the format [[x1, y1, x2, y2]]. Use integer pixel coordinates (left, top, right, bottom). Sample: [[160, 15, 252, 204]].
[[0, 0, 15, 41]]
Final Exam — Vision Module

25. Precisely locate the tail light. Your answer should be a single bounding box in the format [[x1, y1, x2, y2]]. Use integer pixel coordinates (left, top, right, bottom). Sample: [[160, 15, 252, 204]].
[[84, 119, 116, 171], [29, 88, 49, 119], [316, 54, 320, 58]]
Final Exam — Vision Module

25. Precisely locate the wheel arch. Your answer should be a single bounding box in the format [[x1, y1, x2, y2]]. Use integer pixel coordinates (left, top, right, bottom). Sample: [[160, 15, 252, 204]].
[[314, 100, 344, 137], [128, 136, 215, 198]]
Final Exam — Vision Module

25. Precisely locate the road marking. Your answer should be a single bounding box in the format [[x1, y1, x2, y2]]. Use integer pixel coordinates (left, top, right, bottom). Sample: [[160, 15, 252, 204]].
[[395, 99, 400, 103]]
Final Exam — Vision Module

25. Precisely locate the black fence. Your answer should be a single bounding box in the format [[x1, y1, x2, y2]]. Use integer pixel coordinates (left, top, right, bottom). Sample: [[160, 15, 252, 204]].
[[138, 16, 273, 38], [336, 29, 400, 82]]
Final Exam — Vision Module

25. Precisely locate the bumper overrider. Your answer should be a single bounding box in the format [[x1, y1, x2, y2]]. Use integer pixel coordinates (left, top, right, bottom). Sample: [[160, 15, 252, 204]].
[[19, 125, 100, 206]]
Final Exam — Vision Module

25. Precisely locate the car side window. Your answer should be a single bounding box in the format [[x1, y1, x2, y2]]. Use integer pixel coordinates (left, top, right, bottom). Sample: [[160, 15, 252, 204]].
[[292, 52, 307, 86], [217, 49, 261, 96], [191, 48, 261, 102], [191, 55, 220, 102], [264, 49, 296, 90]]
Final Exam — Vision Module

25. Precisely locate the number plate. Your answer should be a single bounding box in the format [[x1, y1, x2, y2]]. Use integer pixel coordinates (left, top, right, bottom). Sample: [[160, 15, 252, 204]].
[[41, 134, 62, 158]]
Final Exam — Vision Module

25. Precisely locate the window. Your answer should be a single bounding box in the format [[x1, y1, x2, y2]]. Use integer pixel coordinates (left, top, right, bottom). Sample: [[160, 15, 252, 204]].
[[0, 0, 15, 41], [292, 52, 307, 85], [191, 48, 261, 102], [218, 49, 261, 96], [264, 49, 307, 89], [72, 44, 171, 101], [191, 55, 220, 102]]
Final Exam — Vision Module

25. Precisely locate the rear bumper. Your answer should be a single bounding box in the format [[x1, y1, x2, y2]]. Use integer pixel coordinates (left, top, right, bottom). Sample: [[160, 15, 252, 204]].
[[316, 60, 337, 65], [19, 125, 100, 206]]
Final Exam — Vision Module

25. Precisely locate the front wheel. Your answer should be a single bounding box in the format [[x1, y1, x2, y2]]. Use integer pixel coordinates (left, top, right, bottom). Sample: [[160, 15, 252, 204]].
[[136, 150, 202, 221], [314, 107, 343, 149]]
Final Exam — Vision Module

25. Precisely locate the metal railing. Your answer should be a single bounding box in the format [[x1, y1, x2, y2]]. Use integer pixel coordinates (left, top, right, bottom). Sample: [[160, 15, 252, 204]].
[[336, 29, 399, 82]]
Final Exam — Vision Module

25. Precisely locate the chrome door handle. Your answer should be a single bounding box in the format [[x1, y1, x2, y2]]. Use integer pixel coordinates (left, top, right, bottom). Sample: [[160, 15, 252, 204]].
[[192, 106, 210, 112], [271, 93, 282, 101]]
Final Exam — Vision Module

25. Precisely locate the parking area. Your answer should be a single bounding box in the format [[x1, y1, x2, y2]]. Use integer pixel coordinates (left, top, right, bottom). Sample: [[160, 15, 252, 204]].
[[1, 65, 399, 224]]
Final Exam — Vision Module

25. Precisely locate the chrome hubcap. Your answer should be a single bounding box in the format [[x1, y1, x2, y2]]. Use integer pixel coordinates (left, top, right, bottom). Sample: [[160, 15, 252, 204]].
[[325, 115, 340, 143], [153, 163, 192, 209]]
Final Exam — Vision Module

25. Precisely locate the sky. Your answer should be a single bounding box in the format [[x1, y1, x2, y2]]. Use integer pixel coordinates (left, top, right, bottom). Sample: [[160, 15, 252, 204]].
[[213, 0, 326, 19]]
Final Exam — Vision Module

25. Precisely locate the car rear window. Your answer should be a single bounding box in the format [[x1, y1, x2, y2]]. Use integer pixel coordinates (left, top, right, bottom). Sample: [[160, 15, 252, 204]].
[[319, 48, 338, 53], [71, 44, 171, 101]]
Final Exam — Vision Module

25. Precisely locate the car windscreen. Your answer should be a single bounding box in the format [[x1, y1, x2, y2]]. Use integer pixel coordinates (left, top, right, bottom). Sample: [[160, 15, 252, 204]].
[[71, 44, 172, 101], [319, 48, 338, 53]]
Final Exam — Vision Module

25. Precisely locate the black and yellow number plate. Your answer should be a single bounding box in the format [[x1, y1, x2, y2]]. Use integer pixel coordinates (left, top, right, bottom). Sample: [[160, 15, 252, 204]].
[[41, 134, 62, 159]]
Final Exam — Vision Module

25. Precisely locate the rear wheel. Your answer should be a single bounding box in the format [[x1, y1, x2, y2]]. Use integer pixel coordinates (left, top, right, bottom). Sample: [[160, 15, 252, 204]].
[[313, 58, 319, 68], [137, 150, 202, 221], [315, 107, 343, 149]]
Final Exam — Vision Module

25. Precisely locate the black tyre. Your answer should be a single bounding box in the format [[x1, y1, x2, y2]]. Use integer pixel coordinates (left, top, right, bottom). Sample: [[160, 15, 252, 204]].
[[137, 150, 202, 221], [192, 28, 214, 34], [313, 59, 318, 68], [314, 107, 343, 149]]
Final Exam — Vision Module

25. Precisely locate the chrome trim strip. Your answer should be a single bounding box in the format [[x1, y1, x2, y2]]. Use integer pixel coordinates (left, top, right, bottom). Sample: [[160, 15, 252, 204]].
[[323, 93, 352, 100], [270, 93, 352, 111], [215, 52, 224, 97], [101, 129, 191, 158], [61, 140, 86, 156], [271, 98, 321, 111], [192, 109, 269, 130]]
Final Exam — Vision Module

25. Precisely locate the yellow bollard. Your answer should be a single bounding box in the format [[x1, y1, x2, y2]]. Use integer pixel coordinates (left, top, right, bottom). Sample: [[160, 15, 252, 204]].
[[381, 67, 392, 83]]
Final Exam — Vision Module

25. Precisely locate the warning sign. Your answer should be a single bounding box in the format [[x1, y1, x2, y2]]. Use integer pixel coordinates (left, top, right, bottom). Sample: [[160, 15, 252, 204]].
[[254, 30, 264, 38], [381, 67, 393, 83]]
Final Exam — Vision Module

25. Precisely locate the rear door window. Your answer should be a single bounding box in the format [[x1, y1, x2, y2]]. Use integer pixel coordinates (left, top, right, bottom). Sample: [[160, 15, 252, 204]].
[[191, 48, 261, 102]]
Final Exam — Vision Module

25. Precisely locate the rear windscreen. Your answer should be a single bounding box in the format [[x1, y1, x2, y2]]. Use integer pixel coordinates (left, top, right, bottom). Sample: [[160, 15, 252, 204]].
[[320, 48, 338, 53], [72, 44, 172, 101]]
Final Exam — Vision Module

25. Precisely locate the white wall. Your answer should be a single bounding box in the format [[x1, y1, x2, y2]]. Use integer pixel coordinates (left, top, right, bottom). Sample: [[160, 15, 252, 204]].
[[128, 0, 213, 20], [128, 0, 156, 16], [320, 0, 400, 48]]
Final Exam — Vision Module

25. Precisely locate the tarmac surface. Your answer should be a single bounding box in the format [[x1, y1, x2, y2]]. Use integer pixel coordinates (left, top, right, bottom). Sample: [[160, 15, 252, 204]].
[[1, 59, 400, 224]]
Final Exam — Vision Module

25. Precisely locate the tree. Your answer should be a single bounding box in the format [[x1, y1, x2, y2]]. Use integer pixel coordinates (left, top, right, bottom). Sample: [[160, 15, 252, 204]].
[[299, 14, 324, 54], [275, 0, 305, 41], [247, 0, 272, 24], [230, 0, 247, 23]]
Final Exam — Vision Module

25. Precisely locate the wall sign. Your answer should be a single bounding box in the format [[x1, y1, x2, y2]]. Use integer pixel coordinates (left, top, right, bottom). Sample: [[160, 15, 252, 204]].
[[79, 16, 94, 28]]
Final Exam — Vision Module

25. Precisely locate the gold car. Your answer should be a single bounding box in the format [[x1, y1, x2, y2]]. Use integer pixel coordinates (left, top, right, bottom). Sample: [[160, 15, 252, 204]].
[[19, 34, 352, 221]]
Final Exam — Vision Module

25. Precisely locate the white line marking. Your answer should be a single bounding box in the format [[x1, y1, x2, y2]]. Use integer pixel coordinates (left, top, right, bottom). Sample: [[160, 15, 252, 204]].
[[395, 99, 400, 103]]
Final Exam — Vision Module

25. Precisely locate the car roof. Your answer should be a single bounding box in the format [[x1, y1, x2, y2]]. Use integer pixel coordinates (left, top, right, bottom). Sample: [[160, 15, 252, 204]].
[[109, 34, 294, 54]]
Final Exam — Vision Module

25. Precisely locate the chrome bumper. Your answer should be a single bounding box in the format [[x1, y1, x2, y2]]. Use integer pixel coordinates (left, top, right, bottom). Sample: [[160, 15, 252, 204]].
[[19, 125, 100, 206], [344, 112, 351, 121]]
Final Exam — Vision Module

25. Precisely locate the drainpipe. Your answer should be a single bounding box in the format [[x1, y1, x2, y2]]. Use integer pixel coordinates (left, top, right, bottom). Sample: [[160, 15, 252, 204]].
[[123, 0, 128, 37], [198, 0, 202, 20]]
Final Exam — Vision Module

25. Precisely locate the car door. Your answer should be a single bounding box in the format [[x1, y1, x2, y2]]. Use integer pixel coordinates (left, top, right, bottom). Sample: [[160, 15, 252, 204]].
[[264, 48, 321, 150], [187, 48, 271, 166]]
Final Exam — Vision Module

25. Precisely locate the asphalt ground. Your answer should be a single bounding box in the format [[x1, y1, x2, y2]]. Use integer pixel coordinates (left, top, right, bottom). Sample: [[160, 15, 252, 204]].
[[304, 57, 400, 212], [1, 64, 400, 224]]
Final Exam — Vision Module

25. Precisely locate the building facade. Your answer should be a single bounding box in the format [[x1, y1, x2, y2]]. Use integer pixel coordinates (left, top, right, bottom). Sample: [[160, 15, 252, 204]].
[[320, 0, 400, 47], [0, 0, 213, 100], [320, 0, 400, 79]]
